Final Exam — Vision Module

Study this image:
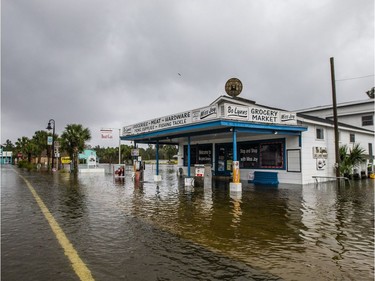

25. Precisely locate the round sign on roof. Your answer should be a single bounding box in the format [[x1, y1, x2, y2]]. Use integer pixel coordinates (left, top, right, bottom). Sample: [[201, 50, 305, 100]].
[[225, 78, 243, 97]]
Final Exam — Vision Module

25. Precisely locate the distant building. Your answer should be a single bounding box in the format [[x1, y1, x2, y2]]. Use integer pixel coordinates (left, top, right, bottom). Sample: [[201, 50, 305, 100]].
[[79, 149, 98, 166], [296, 99, 374, 131], [0, 148, 13, 164], [79, 149, 97, 160]]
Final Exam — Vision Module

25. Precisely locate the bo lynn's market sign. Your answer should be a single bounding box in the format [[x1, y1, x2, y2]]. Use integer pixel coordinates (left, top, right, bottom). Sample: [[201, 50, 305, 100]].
[[122, 103, 297, 136]]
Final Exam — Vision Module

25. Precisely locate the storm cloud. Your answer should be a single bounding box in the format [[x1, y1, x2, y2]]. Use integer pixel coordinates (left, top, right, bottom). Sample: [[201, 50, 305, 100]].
[[2, 0, 374, 147]]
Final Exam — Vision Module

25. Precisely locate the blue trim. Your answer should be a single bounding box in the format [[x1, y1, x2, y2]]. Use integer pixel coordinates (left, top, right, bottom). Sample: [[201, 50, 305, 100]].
[[220, 120, 307, 132], [121, 120, 307, 141], [236, 128, 302, 136]]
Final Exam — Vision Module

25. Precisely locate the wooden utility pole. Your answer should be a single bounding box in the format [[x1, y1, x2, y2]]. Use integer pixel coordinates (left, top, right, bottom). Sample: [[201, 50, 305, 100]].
[[330, 57, 340, 178]]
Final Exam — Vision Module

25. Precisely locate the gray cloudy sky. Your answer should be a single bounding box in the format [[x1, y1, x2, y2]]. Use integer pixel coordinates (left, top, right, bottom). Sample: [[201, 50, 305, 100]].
[[2, 0, 374, 147]]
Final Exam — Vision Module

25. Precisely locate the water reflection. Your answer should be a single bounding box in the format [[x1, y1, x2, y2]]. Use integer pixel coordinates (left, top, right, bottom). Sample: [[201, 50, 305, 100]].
[[121, 165, 373, 280], [301, 182, 374, 280], [6, 165, 372, 280]]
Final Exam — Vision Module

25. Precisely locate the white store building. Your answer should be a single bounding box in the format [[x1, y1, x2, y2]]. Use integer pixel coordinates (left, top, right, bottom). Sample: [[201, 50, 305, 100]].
[[121, 87, 374, 186]]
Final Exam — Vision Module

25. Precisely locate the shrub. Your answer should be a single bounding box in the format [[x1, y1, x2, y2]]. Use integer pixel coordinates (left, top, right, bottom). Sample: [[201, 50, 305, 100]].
[[17, 160, 35, 171]]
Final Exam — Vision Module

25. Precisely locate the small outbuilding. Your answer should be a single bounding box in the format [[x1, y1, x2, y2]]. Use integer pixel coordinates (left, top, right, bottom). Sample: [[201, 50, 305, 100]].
[[0, 149, 13, 165]]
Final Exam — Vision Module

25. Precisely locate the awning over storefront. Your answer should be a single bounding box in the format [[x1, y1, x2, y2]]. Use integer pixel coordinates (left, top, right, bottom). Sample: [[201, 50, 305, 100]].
[[121, 119, 307, 144], [121, 95, 308, 185], [121, 96, 307, 144]]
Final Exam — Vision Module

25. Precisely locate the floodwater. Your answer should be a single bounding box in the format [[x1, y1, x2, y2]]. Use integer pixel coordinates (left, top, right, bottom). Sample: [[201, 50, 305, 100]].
[[1, 164, 374, 281]]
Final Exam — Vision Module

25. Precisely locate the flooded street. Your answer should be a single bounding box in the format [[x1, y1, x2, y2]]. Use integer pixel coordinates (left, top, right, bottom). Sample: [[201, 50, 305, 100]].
[[2, 164, 374, 280]]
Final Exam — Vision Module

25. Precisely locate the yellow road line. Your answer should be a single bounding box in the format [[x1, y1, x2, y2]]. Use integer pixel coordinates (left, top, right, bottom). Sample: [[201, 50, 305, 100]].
[[18, 174, 95, 281]]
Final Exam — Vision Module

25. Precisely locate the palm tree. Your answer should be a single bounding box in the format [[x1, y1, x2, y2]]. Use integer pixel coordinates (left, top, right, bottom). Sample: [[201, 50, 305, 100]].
[[2, 139, 14, 151], [32, 130, 49, 164], [348, 143, 366, 168], [60, 124, 91, 175], [339, 145, 350, 175], [339, 143, 366, 178], [15, 137, 34, 163]]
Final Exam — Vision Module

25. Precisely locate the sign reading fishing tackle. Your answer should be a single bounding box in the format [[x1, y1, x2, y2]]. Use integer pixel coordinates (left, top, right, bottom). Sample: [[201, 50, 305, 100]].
[[123, 111, 192, 136]]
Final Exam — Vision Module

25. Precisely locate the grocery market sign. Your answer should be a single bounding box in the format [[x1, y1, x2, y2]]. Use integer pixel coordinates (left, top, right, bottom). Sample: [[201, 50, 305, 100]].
[[122, 103, 297, 136]]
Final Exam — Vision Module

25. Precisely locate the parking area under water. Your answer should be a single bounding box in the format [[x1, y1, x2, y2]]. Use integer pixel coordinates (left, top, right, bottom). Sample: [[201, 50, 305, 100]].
[[1, 164, 374, 280]]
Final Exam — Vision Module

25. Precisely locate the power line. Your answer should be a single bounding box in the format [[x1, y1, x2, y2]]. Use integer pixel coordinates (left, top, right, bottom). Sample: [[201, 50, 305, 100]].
[[335, 74, 374, 82]]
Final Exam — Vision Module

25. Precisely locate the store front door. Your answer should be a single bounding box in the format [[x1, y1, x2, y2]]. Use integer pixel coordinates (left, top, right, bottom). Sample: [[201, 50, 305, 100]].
[[215, 143, 233, 176]]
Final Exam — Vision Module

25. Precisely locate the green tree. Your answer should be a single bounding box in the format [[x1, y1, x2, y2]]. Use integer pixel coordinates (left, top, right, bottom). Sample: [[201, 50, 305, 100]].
[[162, 144, 178, 161], [93, 145, 104, 162], [61, 124, 91, 175], [15, 137, 34, 163], [339, 143, 366, 177], [2, 139, 14, 151], [144, 144, 155, 160], [138, 147, 146, 160], [121, 145, 132, 163], [32, 130, 49, 164], [94, 145, 132, 164], [104, 147, 118, 163]]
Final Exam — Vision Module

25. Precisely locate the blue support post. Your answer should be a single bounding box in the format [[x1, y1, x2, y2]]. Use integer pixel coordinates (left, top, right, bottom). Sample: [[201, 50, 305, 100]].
[[154, 141, 161, 182], [230, 128, 242, 190], [233, 128, 237, 161], [133, 141, 137, 164], [184, 136, 194, 187], [187, 136, 191, 177], [156, 141, 159, 176]]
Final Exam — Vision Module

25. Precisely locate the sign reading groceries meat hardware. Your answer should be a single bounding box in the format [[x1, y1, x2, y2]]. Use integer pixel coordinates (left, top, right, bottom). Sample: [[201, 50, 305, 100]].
[[122, 102, 297, 136], [123, 110, 192, 136]]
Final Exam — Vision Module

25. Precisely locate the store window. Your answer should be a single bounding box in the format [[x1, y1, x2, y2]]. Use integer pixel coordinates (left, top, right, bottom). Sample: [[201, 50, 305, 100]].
[[183, 144, 212, 166], [184, 140, 285, 170], [239, 143, 259, 168], [369, 143, 373, 159], [238, 139, 285, 170], [362, 115, 373, 126], [260, 142, 284, 168], [350, 133, 355, 143], [316, 127, 324, 140]]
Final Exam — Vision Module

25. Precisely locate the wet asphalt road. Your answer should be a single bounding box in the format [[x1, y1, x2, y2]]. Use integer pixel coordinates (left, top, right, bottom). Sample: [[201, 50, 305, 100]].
[[1, 166, 281, 281]]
